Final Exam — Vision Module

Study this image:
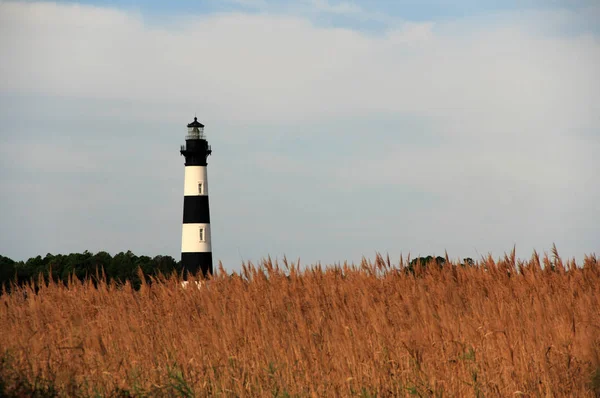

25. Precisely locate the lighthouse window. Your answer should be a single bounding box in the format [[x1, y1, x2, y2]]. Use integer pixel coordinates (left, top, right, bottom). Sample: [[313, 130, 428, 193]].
[[199, 228, 205, 242], [198, 182, 203, 194]]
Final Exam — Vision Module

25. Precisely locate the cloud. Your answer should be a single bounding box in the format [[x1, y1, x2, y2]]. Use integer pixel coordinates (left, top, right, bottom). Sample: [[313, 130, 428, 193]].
[[0, 1, 598, 266], [1, 2, 598, 126]]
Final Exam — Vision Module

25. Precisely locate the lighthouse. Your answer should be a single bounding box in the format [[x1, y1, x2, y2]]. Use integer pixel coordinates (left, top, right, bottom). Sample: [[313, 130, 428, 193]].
[[180, 116, 213, 277]]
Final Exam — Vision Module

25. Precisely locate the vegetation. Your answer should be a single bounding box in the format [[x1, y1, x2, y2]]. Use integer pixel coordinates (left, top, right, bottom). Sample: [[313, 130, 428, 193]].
[[0, 252, 471, 292], [0, 250, 599, 396], [0, 251, 181, 291]]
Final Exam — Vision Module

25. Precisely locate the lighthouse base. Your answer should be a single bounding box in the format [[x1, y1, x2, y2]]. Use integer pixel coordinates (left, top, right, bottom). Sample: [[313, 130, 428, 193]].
[[181, 252, 213, 279]]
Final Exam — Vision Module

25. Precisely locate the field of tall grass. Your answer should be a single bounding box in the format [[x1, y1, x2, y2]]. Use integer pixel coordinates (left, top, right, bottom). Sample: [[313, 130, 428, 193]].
[[1, 250, 599, 397]]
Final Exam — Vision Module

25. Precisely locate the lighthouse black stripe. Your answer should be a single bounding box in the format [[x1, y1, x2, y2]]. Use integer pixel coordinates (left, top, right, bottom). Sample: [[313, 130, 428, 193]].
[[181, 252, 213, 277], [182, 196, 211, 223], [184, 157, 208, 167]]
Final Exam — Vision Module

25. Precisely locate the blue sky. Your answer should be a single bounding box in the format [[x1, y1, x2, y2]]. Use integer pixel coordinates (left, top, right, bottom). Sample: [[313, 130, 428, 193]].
[[40, 0, 597, 18], [0, 0, 598, 269]]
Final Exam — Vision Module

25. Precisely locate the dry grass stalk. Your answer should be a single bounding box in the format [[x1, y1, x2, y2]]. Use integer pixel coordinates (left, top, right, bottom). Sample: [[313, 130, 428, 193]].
[[1, 253, 599, 397]]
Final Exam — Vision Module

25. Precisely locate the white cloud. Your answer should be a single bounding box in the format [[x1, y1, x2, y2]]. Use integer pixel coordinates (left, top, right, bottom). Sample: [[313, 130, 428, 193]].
[[1, 1, 597, 128]]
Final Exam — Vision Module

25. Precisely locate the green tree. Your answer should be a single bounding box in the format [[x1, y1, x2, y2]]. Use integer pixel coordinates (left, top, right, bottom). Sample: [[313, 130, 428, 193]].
[[0, 255, 16, 289]]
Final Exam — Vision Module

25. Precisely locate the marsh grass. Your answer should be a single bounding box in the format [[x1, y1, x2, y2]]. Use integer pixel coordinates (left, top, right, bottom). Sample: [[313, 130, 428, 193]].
[[1, 251, 599, 397]]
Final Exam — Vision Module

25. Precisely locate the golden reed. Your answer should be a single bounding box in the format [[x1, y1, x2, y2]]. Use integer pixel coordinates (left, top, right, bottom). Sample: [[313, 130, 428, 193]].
[[1, 250, 599, 397]]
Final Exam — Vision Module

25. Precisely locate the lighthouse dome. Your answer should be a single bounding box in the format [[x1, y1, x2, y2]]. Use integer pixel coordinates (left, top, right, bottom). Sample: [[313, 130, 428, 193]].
[[187, 117, 204, 128]]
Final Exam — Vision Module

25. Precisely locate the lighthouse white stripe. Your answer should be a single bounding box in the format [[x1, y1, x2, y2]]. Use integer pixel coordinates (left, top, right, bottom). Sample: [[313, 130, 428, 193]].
[[181, 223, 212, 252], [183, 166, 208, 196]]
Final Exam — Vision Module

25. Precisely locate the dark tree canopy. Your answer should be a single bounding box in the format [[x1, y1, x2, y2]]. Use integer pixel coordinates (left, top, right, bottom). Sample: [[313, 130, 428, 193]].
[[0, 251, 182, 291], [405, 255, 476, 274]]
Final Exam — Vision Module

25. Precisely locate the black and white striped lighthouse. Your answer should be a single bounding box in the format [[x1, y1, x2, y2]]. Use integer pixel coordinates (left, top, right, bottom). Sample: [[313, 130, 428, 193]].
[[180, 116, 213, 277]]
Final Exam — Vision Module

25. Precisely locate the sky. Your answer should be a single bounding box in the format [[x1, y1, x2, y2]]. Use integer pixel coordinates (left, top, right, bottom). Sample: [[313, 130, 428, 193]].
[[0, 0, 599, 270]]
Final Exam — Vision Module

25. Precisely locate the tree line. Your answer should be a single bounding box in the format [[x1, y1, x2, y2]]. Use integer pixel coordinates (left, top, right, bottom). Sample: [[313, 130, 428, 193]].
[[0, 251, 477, 292], [0, 251, 182, 291]]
